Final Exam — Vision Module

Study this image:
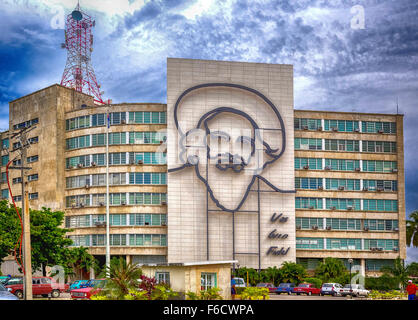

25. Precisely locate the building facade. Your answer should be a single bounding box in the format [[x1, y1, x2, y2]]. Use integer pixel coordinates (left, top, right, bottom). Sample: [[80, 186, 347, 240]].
[[0, 58, 406, 277]]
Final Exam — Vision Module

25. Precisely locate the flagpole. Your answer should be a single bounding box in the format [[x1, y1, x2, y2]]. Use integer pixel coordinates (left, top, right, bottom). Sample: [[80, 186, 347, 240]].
[[105, 109, 110, 276]]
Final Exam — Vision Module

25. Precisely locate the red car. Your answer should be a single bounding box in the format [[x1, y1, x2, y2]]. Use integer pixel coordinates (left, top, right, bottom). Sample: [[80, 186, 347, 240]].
[[70, 279, 107, 300], [5, 276, 69, 299], [292, 283, 321, 296], [256, 283, 277, 293]]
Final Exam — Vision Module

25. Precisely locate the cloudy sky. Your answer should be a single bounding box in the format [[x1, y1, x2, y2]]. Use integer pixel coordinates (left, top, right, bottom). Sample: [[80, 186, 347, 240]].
[[0, 0, 417, 262]]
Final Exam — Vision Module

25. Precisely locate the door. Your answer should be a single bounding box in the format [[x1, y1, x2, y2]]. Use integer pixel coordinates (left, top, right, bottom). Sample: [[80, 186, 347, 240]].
[[32, 278, 42, 295]]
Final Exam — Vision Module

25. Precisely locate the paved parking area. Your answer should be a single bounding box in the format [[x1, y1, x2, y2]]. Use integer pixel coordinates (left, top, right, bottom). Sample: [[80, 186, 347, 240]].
[[269, 293, 366, 300]]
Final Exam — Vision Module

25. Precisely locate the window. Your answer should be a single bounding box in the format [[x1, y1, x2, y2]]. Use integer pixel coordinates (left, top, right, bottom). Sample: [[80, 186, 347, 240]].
[[128, 112, 166, 124], [2, 155, 9, 166], [324, 120, 359, 132], [129, 234, 167, 246], [363, 180, 397, 191], [364, 219, 398, 231], [1, 189, 8, 199], [294, 158, 322, 170], [13, 177, 22, 184], [2, 138, 9, 149], [362, 122, 396, 134], [326, 198, 361, 210], [92, 234, 106, 246], [325, 139, 359, 152], [65, 215, 91, 228], [294, 118, 322, 131], [296, 238, 324, 249], [66, 115, 91, 130], [325, 179, 360, 191], [110, 214, 127, 226], [91, 114, 105, 127], [27, 155, 39, 163], [129, 152, 167, 165], [366, 259, 395, 271], [129, 214, 167, 226], [92, 134, 106, 146], [362, 160, 397, 173], [325, 218, 361, 230], [13, 118, 38, 131], [13, 195, 22, 202], [28, 174, 38, 182], [110, 234, 126, 246], [201, 273, 217, 291], [156, 272, 170, 285], [364, 239, 399, 251], [295, 138, 322, 150], [363, 199, 398, 212], [295, 178, 323, 190], [295, 197, 323, 209], [296, 217, 324, 229], [66, 135, 90, 150], [109, 112, 126, 125], [68, 235, 90, 246], [362, 141, 396, 153], [129, 172, 167, 185], [28, 137, 38, 144], [109, 132, 127, 145], [326, 238, 362, 250]]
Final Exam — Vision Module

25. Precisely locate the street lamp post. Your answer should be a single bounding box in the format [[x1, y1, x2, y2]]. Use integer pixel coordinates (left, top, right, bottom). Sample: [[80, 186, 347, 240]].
[[348, 258, 353, 299]]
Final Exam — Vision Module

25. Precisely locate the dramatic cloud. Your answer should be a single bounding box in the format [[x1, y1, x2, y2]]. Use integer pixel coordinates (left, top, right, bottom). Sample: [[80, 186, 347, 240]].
[[0, 0, 417, 260]]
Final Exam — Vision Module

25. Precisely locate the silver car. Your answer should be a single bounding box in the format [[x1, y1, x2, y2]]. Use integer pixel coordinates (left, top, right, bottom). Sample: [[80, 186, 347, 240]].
[[0, 284, 19, 300], [320, 283, 343, 296], [340, 284, 369, 297]]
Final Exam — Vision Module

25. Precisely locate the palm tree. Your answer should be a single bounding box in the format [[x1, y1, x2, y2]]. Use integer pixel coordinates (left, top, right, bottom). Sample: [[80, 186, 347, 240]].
[[314, 258, 347, 281], [381, 257, 409, 291], [279, 261, 307, 284], [99, 257, 143, 299], [69, 246, 97, 279], [261, 266, 282, 286], [406, 211, 418, 247]]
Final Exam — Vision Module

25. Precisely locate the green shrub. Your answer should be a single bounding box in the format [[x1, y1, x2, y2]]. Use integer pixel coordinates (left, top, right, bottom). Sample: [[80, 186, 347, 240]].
[[240, 287, 269, 300], [235, 287, 246, 295], [303, 277, 322, 289], [186, 288, 223, 300], [365, 274, 399, 291]]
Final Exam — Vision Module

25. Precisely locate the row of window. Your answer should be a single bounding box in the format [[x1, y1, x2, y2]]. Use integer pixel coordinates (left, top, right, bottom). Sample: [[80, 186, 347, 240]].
[[295, 197, 398, 212], [13, 118, 39, 131], [66, 172, 167, 188], [296, 217, 398, 231], [12, 174, 38, 184], [66, 152, 167, 168], [296, 237, 399, 251], [66, 132, 167, 150], [68, 234, 167, 247], [66, 112, 167, 131], [9, 193, 38, 201], [295, 138, 396, 153], [65, 213, 167, 228], [295, 177, 397, 191], [295, 118, 396, 134], [66, 192, 167, 207], [295, 158, 397, 173], [296, 258, 395, 271]]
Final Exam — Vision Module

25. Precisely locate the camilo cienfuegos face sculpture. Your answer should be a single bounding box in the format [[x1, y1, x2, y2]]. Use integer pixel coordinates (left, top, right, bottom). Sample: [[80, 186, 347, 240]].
[[169, 83, 295, 258]]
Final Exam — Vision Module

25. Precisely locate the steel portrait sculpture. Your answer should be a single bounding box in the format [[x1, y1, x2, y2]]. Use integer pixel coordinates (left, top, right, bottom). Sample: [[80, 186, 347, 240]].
[[168, 83, 295, 213]]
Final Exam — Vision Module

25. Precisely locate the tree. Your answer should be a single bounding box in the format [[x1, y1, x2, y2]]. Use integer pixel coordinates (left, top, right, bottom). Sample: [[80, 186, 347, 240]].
[[314, 258, 347, 282], [260, 266, 282, 286], [381, 257, 409, 291], [279, 261, 307, 284], [60, 246, 98, 279], [98, 257, 143, 299], [233, 267, 261, 286], [407, 262, 418, 277], [0, 201, 74, 275], [406, 211, 418, 247]]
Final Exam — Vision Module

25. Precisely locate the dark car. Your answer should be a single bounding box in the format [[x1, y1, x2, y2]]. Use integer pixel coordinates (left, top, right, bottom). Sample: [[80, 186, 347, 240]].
[[0, 284, 19, 300], [275, 283, 295, 295], [256, 283, 276, 293]]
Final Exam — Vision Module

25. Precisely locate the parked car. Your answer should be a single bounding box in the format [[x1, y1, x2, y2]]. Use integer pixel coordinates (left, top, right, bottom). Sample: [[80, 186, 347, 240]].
[[292, 283, 321, 296], [0, 276, 10, 285], [0, 284, 19, 300], [69, 280, 89, 291], [275, 283, 295, 295], [2, 277, 22, 287], [234, 278, 246, 288], [256, 283, 276, 293], [70, 279, 107, 300], [5, 276, 69, 299], [320, 283, 344, 296], [340, 284, 369, 297]]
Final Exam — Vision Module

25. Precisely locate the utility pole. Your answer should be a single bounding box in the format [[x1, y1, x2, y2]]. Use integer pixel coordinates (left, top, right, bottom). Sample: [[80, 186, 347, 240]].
[[10, 126, 35, 300], [105, 108, 110, 276]]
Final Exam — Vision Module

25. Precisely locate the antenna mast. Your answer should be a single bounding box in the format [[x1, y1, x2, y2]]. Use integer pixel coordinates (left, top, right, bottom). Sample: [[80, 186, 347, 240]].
[[60, 2, 105, 104]]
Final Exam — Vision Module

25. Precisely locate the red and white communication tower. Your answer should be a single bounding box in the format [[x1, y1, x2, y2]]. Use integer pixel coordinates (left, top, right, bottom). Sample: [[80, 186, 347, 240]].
[[61, 2, 105, 104]]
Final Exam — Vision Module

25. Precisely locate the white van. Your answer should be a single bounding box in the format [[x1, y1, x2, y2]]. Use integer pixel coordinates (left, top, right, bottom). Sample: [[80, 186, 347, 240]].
[[234, 278, 246, 287]]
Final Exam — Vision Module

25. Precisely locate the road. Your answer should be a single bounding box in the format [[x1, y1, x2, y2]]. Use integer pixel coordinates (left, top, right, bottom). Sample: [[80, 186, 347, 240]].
[[269, 293, 366, 300]]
